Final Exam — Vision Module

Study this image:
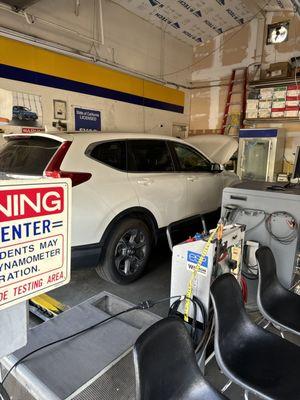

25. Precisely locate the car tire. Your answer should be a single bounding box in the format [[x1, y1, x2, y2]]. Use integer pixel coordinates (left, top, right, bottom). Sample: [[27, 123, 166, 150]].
[[95, 218, 152, 284]]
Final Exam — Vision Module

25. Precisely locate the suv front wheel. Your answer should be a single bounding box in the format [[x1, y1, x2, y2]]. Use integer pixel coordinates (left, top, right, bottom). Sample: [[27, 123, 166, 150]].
[[95, 218, 152, 284]]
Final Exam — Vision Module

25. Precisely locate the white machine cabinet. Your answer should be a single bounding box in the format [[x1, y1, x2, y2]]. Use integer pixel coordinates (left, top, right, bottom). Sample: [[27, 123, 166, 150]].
[[222, 181, 300, 289], [237, 128, 285, 182]]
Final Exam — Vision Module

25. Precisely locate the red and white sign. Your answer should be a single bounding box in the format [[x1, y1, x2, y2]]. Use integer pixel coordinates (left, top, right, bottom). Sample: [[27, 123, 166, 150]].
[[0, 179, 71, 310], [22, 128, 45, 133]]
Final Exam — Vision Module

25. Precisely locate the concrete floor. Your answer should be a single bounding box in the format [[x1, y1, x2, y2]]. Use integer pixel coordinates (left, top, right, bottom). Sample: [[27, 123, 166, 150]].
[[50, 239, 172, 317], [44, 239, 297, 400]]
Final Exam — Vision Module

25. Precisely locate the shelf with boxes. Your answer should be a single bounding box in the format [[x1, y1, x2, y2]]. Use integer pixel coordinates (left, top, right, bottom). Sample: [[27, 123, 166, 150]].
[[246, 83, 300, 122]]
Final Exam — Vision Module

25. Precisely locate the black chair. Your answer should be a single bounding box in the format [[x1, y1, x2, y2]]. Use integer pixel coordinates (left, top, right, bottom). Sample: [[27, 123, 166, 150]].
[[256, 246, 300, 336], [133, 317, 228, 400], [211, 273, 300, 400]]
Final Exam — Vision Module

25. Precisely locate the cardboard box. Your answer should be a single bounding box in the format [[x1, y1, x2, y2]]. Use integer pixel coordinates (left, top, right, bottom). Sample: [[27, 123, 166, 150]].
[[271, 111, 285, 118], [260, 88, 274, 100], [285, 106, 299, 117], [273, 87, 287, 99], [292, 67, 300, 77], [248, 89, 260, 100], [259, 100, 272, 109], [246, 99, 259, 110], [261, 62, 291, 80], [259, 109, 271, 118], [272, 99, 286, 109], [286, 96, 299, 107], [287, 85, 300, 97], [246, 111, 258, 119]]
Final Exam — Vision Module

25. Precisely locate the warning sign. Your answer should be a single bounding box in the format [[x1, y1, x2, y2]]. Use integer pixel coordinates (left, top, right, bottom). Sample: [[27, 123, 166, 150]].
[[0, 179, 71, 310]]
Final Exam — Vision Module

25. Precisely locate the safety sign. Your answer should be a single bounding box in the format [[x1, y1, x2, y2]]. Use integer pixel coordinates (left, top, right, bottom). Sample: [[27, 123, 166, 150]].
[[0, 179, 71, 310]]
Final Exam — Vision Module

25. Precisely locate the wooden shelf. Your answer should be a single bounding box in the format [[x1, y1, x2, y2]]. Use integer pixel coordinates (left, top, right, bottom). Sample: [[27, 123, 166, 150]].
[[248, 78, 300, 88], [244, 118, 300, 124]]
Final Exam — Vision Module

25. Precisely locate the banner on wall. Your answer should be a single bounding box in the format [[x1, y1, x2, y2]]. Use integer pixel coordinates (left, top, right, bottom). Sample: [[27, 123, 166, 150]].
[[0, 89, 43, 128], [74, 107, 101, 132]]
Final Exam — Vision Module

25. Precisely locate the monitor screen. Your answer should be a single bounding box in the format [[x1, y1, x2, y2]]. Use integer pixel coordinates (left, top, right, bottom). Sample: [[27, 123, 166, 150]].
[[292, 146, 300, 180]]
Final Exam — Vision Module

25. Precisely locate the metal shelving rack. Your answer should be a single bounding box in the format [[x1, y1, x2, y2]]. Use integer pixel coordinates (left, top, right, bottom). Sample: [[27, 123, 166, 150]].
[[248, 77, 300, 88], [244, 117, 300, 124], [245, 77, 300, 124]]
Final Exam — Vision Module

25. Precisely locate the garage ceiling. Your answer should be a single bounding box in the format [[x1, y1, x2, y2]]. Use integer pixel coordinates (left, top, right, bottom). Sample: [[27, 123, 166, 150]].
[[0, 0, 40, 10], [113, 0, 294, 45]]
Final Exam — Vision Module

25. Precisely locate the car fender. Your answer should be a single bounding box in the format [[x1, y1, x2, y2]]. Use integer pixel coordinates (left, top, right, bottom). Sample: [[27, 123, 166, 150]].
[[99, 206, 159, 248]]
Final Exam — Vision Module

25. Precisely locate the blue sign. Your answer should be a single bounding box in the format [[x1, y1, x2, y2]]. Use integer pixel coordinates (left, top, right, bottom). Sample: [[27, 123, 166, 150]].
[[75, 107, 101, 131], [187, 251, 208, 268]]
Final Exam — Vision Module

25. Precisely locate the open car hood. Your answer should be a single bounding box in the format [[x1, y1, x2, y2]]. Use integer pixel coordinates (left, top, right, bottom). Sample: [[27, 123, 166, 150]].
[[185, 135, 238, 165]]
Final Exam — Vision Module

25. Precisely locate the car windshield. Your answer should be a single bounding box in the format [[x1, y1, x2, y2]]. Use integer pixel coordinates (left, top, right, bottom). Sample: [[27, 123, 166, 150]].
[[0, 137, 61, 176]]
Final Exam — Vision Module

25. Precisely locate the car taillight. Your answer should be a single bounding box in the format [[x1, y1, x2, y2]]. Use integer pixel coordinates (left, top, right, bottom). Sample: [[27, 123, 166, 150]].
[[45, 141, 92, 187]]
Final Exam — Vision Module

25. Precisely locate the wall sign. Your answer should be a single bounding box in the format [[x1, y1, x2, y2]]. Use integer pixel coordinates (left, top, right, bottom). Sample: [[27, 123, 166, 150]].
[[53, 99, 67, 120], [74, 107, 101, 131], [22, 127, 45, 133], [0, 179, 71, 310]]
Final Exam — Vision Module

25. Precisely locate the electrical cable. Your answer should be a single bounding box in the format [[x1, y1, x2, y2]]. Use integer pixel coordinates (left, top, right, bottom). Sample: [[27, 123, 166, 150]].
[[242, 245, 259, 280], [265, 211, 298, 244], [227, 205, 298, 244], [244, 212, 266, 233], [168, 295, 207, 349], [230, 206, 267, 233], [163, 0, 270, 78], [0, 294, 183, 387]]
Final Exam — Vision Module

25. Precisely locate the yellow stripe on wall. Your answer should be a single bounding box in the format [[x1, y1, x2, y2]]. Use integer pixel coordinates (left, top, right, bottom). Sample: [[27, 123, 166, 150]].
[[0, 36, 184, 108], [144, 80, 184, 108]]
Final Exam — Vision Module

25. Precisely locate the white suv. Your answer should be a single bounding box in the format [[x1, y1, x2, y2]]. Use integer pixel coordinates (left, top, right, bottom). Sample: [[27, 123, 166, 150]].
[[0, 132, 238, 284]]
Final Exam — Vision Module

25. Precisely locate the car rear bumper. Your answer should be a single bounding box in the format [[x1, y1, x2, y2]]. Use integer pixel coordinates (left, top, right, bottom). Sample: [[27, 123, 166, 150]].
[[71, 243, 102, 269]]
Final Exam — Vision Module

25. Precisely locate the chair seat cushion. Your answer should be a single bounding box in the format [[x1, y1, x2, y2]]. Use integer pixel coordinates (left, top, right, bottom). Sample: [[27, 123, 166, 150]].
[[262, 286, 300, 334], [220, 326, 300, 399]]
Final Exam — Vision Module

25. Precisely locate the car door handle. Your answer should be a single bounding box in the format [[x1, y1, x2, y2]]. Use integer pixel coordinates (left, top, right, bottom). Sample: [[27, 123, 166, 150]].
[[137, 178, 153, 186], [187, 176, 197, 182]]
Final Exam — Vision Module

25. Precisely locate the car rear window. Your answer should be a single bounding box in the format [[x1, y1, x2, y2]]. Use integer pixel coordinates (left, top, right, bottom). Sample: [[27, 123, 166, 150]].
[[0, 137, 61, 176]]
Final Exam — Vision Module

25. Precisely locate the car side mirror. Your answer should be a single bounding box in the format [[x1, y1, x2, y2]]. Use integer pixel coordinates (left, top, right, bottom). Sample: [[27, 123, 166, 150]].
[[211, 163, 222, 172]]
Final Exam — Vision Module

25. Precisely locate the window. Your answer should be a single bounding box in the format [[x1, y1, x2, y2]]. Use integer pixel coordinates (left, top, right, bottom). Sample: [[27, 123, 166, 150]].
[[90, 141, 126, 171], [172, 143, 211, 172], [0, 137, 60, 176], [127, 140, 174, 172]]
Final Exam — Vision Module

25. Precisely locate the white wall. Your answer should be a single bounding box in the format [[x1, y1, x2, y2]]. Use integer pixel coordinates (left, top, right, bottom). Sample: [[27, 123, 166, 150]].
[[0, 0, 193, 85], [0, 77, 190, 135], [0, 0, 192, 135]]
